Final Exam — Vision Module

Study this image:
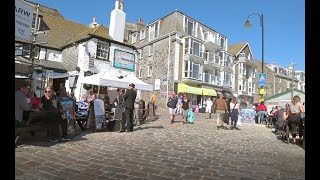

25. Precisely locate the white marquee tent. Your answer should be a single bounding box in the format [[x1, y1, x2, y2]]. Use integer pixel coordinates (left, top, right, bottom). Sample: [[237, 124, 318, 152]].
[[80, 71, 153, 91], [264, 89, 305, 110]]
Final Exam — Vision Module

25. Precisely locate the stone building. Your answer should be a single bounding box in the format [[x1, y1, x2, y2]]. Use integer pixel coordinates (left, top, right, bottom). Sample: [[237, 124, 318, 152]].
[[15, 0, 138, 100], [228, 42, 257, 105], [128, 10, 234, 108], [253, 61, 299, 103]]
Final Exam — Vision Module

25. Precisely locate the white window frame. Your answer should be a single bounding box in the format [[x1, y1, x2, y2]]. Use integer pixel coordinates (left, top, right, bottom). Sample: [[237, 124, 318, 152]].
[[184, 18, 195, 36], [139, 48, 144, 59], [138, 68, 142, 78], [149, 44, 153, 56], [224, 72, 231, 86], [184, 38, 203, 57], [32, 14, 41, 30], [96, 41, 109, 60], [239, 63, 246, 75], [183, 60, 202, 80], [248, 82, 253, 93], [139, 29, 145, 40], [204, 32, 209, 41], [132, 33, 137, 44], [147, 65, 152, 77], [238, 79, 246, 92], [149, 21, 160, 41]]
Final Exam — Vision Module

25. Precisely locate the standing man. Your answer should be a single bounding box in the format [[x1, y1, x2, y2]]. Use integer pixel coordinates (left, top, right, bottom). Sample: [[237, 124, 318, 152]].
[[123, 83, 137, 132], [167, 92, 178, 124], [213, 93, 229, 130], [15, 82, 33, 128]]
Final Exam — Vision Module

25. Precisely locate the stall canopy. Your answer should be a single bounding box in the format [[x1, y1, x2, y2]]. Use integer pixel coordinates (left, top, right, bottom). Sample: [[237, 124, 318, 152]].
[[264, 89, 305, 108], [202, 88, 217, 96], [81, 71, 153, 91], [178, 84, 202, 95]]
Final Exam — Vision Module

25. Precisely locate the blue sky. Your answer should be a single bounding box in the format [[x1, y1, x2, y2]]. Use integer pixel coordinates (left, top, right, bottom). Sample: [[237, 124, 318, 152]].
[[29, 0, 305, 71]]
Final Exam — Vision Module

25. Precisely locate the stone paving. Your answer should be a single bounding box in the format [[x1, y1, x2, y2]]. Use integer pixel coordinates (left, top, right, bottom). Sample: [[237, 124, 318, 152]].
[[15, 109, 305, 180]]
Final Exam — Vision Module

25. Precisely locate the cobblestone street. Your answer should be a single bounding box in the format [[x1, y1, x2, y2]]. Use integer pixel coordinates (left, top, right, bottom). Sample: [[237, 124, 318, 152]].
[[15, 109, 305, 180]]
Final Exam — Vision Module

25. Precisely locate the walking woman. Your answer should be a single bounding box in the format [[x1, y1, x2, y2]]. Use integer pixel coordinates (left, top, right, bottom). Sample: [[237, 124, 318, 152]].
[[257, 101, 267, 124], [288, 95, 304, 144], [229, 97, 240, 130]]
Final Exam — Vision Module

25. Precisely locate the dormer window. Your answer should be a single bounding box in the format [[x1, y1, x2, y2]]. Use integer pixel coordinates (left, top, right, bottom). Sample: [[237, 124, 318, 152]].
[[32, 14, 42, 30], [184, 18, 195, 36], [149, 21, 160, 41], [132, 33, 137, 44], [139, 29, 145, 40]]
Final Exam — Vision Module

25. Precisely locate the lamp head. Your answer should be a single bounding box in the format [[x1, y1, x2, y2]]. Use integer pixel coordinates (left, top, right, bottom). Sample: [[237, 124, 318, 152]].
[[244, 21, 252, 28]]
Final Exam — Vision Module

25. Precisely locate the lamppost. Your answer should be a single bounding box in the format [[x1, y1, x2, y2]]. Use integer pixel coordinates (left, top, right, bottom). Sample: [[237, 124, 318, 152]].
[[244, 13, 264, 101], [288, 62, 296, 100]]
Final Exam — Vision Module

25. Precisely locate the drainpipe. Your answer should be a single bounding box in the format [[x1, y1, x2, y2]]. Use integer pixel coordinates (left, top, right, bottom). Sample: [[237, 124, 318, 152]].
[[166, 34, 171, 105]]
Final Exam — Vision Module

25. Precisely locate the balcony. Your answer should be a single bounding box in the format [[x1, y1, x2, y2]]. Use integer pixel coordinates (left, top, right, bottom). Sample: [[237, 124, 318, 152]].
[[203, 73, 221, 86], [237, 53, 255, 66]]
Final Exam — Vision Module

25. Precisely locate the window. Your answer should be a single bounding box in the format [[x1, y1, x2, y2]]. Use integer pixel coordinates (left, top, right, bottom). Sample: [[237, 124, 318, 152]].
[[138, 68, 142, 78], [273, 67, 278, 73], [183, 60, 202, 80], [22, 44, 31, 56], [139, 48, 144, 59], [32, 14, 41, 30], [149, 21, 159, 41], [239, 63, 246, 75], [96, 41, 109, 60], [248, 82, 254, 93], [184, 18, 195, 36], [204, 32, 209, 41], [139, 29, 145, 40], [224, 72, 231, 86], [132, 33, 137, 44], [238, 79, 246, 92], [220, 37, 225, 49], [214, 33, 219, 45], [149, 44, 153, 56], [184, 38, 203, 57], [249, 68, 256, 78], [147, 65, 152, 77]]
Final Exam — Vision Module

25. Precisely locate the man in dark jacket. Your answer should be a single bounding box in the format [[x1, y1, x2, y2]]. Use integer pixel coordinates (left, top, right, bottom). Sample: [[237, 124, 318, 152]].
[[123, 83, 137, 132]]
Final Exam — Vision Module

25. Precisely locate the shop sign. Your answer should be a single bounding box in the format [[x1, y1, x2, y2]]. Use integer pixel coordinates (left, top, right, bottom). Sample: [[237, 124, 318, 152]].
[[113, 49, 135, 71], [15, 0, 34, 41]]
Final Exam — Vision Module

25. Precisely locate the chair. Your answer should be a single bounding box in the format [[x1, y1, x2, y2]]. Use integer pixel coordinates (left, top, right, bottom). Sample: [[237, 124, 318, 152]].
[[75, 110, 90, 131]]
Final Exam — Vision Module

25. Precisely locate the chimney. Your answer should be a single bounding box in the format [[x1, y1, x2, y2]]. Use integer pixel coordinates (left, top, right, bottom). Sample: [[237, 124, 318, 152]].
[[109, 0, 126, 42]]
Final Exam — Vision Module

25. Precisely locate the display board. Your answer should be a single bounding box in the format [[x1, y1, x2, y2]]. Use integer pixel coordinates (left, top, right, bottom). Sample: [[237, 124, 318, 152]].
[[93, 99, 106, 131], [238, 108, 255, 124], [58, 96, 76, 135]]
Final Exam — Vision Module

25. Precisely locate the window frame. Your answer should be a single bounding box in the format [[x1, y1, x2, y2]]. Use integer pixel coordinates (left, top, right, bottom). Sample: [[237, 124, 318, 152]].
[[149, 21, 160, 41], [149, 44, 153, 56], [132, 33, 137, 44], [138, 68, 143, 78], [139, 29, 145, 40], [96, 41, 109, 60], [147, 65, 152, 77]]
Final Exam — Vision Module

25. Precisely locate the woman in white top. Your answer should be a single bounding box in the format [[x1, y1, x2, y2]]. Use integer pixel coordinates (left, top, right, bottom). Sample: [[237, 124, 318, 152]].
[[229, 97, 240, 130], [205, 97, 213, 119]]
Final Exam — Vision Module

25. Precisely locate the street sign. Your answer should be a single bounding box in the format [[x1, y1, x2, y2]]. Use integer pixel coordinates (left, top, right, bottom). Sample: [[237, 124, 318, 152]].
[[258, 73, 267, 87], [15, 0, 35, 41]]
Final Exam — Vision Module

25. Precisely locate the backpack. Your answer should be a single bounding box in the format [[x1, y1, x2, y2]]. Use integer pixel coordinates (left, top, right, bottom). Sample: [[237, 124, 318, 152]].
[[167, 97, 172, 108]]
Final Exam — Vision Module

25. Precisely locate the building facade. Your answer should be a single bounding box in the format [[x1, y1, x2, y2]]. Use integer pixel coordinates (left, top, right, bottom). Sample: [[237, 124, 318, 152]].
[[128, 10, 234, 108]]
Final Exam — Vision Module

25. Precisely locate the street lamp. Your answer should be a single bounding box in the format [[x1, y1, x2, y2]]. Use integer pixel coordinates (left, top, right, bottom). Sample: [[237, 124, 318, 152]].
[[288, 62, 296, 100], [244, 13, 264, 73], [245, 13, 264, 101]]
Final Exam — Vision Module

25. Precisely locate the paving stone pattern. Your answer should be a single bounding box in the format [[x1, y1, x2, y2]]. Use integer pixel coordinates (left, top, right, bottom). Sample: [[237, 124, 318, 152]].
[[16, 109, 305, 180]]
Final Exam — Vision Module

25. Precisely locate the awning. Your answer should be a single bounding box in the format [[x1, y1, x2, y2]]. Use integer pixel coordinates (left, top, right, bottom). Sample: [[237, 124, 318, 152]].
[[202, 88, 217, 96], [178, 83, 202, 95], [219, 90, 235, 98], [46, 71, 79, 79]]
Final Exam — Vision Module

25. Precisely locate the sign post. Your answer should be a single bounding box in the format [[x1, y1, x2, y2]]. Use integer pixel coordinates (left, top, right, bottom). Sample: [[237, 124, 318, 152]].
[[258, 73, 267, 101]]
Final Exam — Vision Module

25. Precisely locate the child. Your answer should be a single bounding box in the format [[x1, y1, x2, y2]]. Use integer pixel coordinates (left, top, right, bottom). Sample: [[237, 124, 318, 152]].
[[188, 108, 195, 124]]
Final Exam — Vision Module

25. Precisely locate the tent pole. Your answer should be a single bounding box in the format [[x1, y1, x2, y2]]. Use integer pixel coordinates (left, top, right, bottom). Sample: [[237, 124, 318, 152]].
[[97, 85, 100, 97], [79, 83, 83, 100]]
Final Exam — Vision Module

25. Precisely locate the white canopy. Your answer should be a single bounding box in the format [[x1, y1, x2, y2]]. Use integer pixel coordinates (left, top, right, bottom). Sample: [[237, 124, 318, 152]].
[[47, 71, 79, 79], [80, 71, 153, 91]]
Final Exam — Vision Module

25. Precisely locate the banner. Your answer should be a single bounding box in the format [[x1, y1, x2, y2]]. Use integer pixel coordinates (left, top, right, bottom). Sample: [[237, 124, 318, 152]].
[[238, 108, 255, 124]]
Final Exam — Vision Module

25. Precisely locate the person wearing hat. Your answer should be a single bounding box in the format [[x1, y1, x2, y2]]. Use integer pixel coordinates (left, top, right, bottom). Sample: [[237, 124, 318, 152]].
[[15, 82, 34, 128], [122, 83, 137, 132]]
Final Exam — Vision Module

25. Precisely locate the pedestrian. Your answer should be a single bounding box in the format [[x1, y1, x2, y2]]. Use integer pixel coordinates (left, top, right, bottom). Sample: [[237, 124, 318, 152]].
[[213, 93, 229, 130], [167, 92, 178, 124], [287, 95, 304, 144], [123, 83, 137, 132], [205, 97, 213, 119], [115, 88, 126, 132], [229, 97, 240, 130], [134, 97, 141, 126], [15, 82, 35, 128], [257, 101, 267, 124], [181, 95, 191, 123]]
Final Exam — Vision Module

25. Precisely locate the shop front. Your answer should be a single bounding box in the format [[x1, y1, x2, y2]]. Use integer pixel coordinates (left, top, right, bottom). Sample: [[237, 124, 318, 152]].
[[177, 83, 202, 106]]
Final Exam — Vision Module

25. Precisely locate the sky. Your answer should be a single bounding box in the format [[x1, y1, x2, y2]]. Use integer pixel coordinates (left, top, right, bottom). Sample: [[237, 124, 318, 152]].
[[28, 0, 305, 71]]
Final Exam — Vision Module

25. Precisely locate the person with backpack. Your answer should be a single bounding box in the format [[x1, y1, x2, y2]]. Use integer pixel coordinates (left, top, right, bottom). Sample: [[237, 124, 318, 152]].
[[167, 92, 178, 124]]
